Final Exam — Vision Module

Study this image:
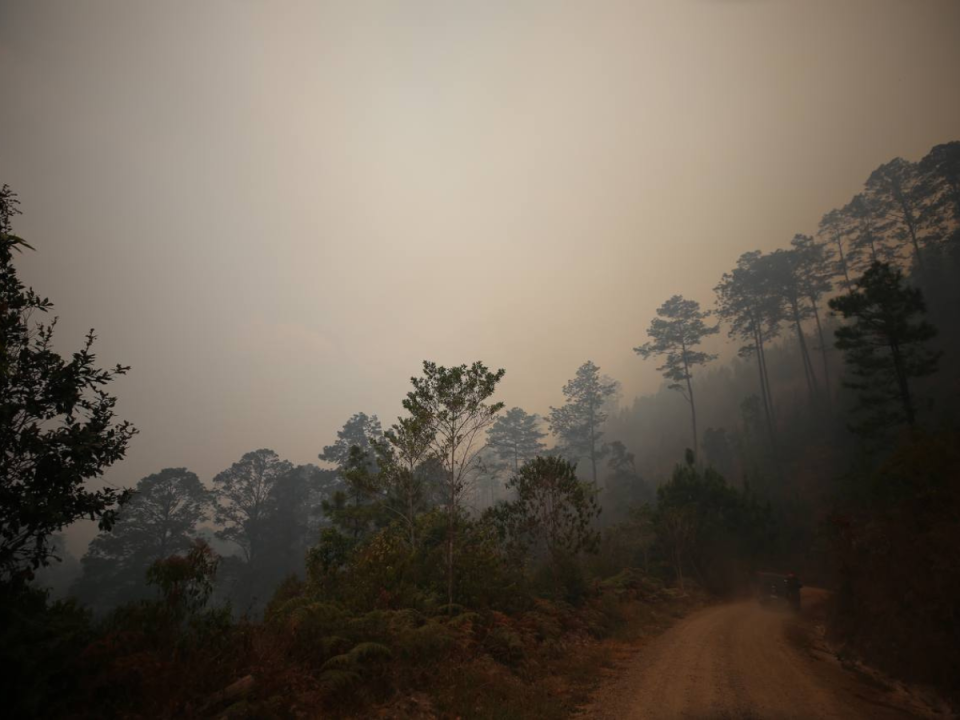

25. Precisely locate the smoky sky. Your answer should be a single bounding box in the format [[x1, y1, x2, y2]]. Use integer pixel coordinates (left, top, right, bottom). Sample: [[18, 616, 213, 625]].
[[1, 1, 959, 555]]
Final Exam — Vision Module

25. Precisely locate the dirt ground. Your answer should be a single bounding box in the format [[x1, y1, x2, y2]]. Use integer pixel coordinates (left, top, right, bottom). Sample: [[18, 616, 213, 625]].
[[580, 588, 951, 720]]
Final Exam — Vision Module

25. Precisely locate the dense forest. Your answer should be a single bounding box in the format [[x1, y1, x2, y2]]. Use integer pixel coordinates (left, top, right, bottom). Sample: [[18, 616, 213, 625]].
[[2, 140, 959, 717]]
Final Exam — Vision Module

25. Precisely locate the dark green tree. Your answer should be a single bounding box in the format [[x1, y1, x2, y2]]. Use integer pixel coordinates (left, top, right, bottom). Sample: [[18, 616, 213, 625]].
[[212, 449, 293, 566], [489, 456, 600, 588], [0, 185, 137, 585], [487, 407, 547, 472], [73, 468, 209, 611], [320, 445, 386, 542], [656, 452, 772, 594], [379, 413, 437, 549], [635, 295, 718, 459], [549, 361, 618, 485], [402, 360, 505, 606], [829, 262, 941, 436], [320, 412, 384, 474]]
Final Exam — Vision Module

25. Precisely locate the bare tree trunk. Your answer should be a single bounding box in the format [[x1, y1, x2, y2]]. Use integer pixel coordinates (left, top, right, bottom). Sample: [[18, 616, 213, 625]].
[[809, 297, 832, 408], [589, 405, 598, 486], [889, 338, 916, 427], [754, 327, 778, 458], [832, 229, 853, 291], [790, 299, 818, 402], [681, 339, 698, 462], [447, 442, 456, 608]]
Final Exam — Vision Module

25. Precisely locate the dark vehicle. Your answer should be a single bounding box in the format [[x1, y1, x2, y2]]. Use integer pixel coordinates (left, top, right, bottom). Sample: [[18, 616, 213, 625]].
[[756, 571, 802, 612]]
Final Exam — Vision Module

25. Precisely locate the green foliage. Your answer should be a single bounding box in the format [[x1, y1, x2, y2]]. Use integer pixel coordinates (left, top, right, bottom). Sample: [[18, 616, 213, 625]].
[[320, 411, 384, 474], [635, 295, 718, 455], [548, 361, 618, 483], [0, 185, 137, 585], [73, 468, 210, 611], [655, 456, 774, 594], [213, 449, 294, 565], [489, 456, 600, 599], [401, 360, 506, 605], [320, 445, 390, 543], [603, 440, 653, 523], [146, 538, 219, 620], [829, 261, 941, 436], [487, 407, 547, 472], [378, 413, 438, 547]]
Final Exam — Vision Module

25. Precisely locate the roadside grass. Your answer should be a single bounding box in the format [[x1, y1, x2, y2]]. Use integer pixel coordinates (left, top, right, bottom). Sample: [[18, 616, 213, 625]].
[[419, 587, 708, 720]]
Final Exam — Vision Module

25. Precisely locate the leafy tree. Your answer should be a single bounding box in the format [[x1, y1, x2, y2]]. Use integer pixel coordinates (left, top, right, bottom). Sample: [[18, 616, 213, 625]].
[[621, 504, 658, 575], [0, 185, 137, 585], [548, 361, 618, 485], [472, 444, 508, 509], [213, 449, 293, 566], [635, 295, 718, 458], [489, 456, 600, 590], [73, 468, 209, 611], [146, 538, 219, 621], [320, 445, 387, 543], [487, 407, 547, 472], [656, 451, 772, 594], [320, 412, 384, 474], [402, 360, 505, 606], [378, 414, 437, 549], [701, 427, 736, 480], [658, 506, 695, 592], [603, 440, 652, 522], [829, 262, 941, 436]]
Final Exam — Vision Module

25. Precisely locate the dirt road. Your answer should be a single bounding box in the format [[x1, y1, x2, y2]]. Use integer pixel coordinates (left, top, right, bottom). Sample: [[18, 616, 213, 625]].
[[584, 590, 923, 719]]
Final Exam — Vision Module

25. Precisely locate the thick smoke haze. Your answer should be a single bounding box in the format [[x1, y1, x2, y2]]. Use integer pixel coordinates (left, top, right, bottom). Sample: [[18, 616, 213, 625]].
[[1, 0, 959, 556]]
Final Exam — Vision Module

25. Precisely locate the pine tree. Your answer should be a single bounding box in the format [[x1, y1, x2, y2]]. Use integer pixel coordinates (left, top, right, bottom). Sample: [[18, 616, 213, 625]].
[[829, 262, 941, 437], [548, 361, 618, 485], [635, 295, 718, 459], [487, 407, 547, 472]]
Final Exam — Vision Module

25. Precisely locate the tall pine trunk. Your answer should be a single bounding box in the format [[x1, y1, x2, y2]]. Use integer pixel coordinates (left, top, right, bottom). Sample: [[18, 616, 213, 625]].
[[680, 339, 698, 461], [809, 297, 832, 407], [790, 297, 818, 402]]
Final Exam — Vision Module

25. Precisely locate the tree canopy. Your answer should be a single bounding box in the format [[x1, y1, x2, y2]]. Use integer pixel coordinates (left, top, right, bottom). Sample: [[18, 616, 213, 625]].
[[548, 361, 617, 485], [0, 185, 137, 585]]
